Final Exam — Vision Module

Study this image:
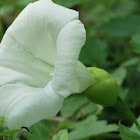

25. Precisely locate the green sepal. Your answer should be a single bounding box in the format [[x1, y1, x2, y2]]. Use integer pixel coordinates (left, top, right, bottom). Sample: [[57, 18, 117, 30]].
[[84, 67, 120, 106]]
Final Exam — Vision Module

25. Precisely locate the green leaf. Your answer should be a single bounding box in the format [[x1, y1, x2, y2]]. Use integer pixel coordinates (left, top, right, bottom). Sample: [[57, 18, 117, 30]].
[[52, 129, 68, 140], [0, 129, 19, 138], [68, 115, 97, 130], [60, 94, 88, 117], [97, 16, 140, 38], [111, 67, 127, 86], [130, 117, 140, 135], [118, 122, 140, 140], [79, 37, 108, 67], [121, 57, 140, 67], [76, 102, 102, 117], [130, 28, 140, 54], [119, 88, 129, 100], [23, 120, 55, 140], [118, 117, 140, 140], [69, 115, 118, 140]]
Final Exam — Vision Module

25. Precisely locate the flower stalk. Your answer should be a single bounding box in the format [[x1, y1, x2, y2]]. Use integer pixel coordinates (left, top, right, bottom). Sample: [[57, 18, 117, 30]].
[[114, 96, 140, 131]]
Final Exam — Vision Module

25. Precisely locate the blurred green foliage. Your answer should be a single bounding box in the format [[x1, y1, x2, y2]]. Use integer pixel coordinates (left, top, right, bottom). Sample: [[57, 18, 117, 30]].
[[0, 0, 140, 140], [118, 117, 140, 140]]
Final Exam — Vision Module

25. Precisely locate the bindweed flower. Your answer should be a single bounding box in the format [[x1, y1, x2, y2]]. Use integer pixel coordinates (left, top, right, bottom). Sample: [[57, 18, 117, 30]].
[[0, 0, 93, 129]]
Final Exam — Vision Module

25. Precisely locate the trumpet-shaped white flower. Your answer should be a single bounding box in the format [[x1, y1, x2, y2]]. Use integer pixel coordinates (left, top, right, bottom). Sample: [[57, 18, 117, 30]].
[[0, 0, 93, 130]]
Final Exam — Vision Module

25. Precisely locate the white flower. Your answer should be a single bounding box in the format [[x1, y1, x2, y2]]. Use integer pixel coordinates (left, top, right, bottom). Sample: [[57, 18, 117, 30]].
[[0, 0, 93, 130]]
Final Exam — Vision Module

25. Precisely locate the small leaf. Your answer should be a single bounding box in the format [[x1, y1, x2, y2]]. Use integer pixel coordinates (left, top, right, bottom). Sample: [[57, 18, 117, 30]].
[[60, 94, 88, 117], [111, 67, 127, 86], [77, 102, 101, 117], [130, 117, 140, 135], [23, 120, 53, 140], [52, 129, 68, 140], [69, 115, 118, 140], [68, 115, 97, 130], [118, 122, 140, 140]]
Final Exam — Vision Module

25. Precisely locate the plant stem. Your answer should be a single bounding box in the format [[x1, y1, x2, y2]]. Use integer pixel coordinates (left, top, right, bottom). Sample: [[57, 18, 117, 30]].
[[114, 96, 140, 131]]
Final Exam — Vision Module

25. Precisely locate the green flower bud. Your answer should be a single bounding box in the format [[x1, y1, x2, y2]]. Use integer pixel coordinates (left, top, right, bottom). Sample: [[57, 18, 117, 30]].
[[84, 67, 120, 106]]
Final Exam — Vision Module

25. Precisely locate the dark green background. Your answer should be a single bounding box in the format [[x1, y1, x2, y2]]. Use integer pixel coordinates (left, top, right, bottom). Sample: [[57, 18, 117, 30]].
[[0, 0, 140, 140]]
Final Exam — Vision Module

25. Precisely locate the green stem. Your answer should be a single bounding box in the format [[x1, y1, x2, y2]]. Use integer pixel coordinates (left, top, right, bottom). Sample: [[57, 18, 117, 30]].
[[114, 97, 140, 131]]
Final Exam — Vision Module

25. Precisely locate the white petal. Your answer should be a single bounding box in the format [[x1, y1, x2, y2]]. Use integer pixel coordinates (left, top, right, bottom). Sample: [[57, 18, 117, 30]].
[[0, 83, 63, 129], [0, 0, 93, 129], [52, 20, 91, 97]]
